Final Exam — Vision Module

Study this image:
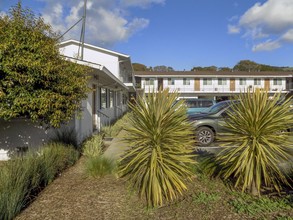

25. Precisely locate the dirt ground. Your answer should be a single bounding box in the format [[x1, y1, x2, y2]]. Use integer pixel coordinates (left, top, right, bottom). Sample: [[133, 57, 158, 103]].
[[15, 157, 292, 220]]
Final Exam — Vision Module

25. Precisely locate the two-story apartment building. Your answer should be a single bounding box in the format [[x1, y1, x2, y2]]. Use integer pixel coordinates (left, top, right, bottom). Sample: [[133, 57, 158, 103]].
[[135, 71, 293, 100]]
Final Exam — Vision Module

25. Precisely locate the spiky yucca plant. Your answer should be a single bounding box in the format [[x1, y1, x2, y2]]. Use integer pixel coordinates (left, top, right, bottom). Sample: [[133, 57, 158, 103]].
[[217, 89, 293, 195], [118, 89, 195, 207]]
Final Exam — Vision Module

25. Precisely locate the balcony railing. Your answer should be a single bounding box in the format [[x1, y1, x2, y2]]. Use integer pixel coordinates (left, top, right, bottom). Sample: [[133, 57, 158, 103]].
[[141, 85, 289, 93]]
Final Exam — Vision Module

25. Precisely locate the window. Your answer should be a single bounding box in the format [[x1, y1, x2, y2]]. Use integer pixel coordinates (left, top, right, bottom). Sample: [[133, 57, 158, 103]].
[[273, 79, 282, 85], [218, 78, 227, 85], [149, 78, 155, 86], [183, 78, 190, 85], [239, 78, 246, 85], [203, 78, 212, 85], [109, 90, 114, 108], [168, 78, 175, 85], [254, 79, 261, 85], [100, 88, 107, 109], [122, 94, 127, 105], [145, 78, 150, 86]]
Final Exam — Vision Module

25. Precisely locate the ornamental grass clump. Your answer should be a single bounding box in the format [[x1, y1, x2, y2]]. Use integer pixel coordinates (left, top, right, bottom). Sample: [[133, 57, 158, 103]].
[[215, 89, 293, 195], [119, 89, 195, 207], [0, 143, 79, 220], [83, 134, 116, 177]]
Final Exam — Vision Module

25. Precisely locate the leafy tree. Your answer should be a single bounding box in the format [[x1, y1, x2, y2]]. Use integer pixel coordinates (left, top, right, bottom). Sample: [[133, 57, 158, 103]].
[[119, 89, 195, 207], [132, 63, 148, 71], [233, 60, 260, 71], [153, 65, 174, 72], [218, 67, 232, 72], [191, 66, 217, 71], [215, 89, 293, 195], [0, 3, 89, 127]]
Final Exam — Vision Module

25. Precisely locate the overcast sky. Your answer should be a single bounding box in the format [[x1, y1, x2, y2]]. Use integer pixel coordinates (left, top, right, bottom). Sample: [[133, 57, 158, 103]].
[[1, 0, 293, 70]]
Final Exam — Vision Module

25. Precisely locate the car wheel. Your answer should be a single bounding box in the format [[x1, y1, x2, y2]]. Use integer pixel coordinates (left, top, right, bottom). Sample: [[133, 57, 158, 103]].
[[196, 126, 215, 146]]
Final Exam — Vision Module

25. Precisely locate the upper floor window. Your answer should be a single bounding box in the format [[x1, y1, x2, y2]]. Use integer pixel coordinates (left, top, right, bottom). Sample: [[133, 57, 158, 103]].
[[218, 78, 227, 85], [273, 79, 282, 85], [145, 78, 154, 86], [149, 78, 155, 86], [203, 78, 212, 85], [183, 78, 190, 85], [254, 79, 261, 85], [239, 78, 246, 85], [168, 78, 175, 85]]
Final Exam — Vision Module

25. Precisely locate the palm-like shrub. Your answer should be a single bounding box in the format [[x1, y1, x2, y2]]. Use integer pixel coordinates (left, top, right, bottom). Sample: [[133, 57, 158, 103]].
[[216, 89, 293, 195], [118, 89, 195, 207]]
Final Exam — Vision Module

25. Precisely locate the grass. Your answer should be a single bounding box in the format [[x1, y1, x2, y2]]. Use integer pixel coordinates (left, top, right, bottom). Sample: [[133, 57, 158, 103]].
[[0, 143, 79, 220], [229, 192, 292, 217], [82, 134, 117, 177], [192, 192, 220, 205], [84, 156, 116, 177]]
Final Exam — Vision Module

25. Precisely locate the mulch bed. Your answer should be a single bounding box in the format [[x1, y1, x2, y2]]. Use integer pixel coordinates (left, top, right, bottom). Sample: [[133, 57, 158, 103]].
[[15, 157, 292, 220]]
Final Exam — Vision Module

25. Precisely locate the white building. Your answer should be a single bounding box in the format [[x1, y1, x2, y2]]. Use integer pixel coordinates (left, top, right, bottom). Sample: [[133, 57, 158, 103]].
[[135, 71, 293, 100], [0, 40, 135, 156]]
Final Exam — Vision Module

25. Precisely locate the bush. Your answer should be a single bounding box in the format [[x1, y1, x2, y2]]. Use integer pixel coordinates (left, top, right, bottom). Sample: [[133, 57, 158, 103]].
[[84, 156, 116, 177], [82, 135, 104, 157], [0, 143, 79, 219], [119, 89, 195, 207], [214, 89, 293, 195], [50, 128, 79, 150]]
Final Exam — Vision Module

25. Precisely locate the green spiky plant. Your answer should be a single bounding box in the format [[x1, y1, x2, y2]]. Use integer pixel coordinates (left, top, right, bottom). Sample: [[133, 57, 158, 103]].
[[118, 89, 196, 207], [216, 89, 293, 195]]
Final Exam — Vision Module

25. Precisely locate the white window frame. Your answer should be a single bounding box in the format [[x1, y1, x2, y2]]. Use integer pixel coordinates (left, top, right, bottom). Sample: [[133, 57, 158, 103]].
[[273, 79, 282, 85], [203, 78, 212, 85], [239, 78, 246, 85], [168, 78, 175, 85], [183, 78, 190, 85], [218, 78, 227, 85], [149, 78, 155, 86], [254, 79, 261, 85]]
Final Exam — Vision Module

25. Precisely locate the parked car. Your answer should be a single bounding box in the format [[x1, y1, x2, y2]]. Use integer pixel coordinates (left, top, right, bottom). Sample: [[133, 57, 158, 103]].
[[188, 100, 237, 146], [179, 98, 216, 114]]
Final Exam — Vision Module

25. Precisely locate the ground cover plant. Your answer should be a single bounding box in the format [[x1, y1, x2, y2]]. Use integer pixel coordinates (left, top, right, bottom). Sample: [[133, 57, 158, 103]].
[[82, 134, 116, 177], [0, 143, 79, 220], [207, 89, 293, 195], [119, 89, 195, 207]]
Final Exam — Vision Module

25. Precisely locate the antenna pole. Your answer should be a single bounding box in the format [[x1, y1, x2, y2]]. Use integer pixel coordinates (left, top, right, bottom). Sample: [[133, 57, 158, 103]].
[[80, 0, 87, 60]]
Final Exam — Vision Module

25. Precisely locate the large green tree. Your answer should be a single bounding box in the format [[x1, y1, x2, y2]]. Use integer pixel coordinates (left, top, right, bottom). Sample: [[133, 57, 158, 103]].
[[0, 3, 89, 127]]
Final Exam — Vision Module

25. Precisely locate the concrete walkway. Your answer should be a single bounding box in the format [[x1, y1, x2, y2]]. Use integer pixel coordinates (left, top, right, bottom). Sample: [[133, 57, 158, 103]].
[[103, 130, 129, 160]]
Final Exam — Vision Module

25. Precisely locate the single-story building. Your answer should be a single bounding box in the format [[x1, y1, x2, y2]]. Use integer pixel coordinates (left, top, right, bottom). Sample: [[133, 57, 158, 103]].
[[0, 40, 135, 159]]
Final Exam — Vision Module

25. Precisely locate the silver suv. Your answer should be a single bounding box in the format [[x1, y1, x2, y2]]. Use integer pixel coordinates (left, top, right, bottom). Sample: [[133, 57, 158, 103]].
[[188, 100, 236, 146]]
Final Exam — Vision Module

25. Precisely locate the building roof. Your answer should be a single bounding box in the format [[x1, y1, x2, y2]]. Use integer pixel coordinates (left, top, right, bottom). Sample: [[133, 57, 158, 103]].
[[59, 39, 130, 59], [135, 71, 293, 78]]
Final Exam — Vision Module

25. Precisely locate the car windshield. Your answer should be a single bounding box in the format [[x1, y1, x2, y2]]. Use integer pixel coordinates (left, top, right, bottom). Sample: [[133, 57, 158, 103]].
[[206, 101, 230, 114]]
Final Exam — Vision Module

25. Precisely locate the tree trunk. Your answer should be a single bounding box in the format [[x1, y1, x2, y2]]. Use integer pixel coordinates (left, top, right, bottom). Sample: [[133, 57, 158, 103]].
[[250, 179, 259, 196]]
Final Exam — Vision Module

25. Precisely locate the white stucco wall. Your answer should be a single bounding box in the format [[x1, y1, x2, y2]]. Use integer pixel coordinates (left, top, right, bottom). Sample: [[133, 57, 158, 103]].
[[0, 118, 55, 151], [0, 118, 75, 159]]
